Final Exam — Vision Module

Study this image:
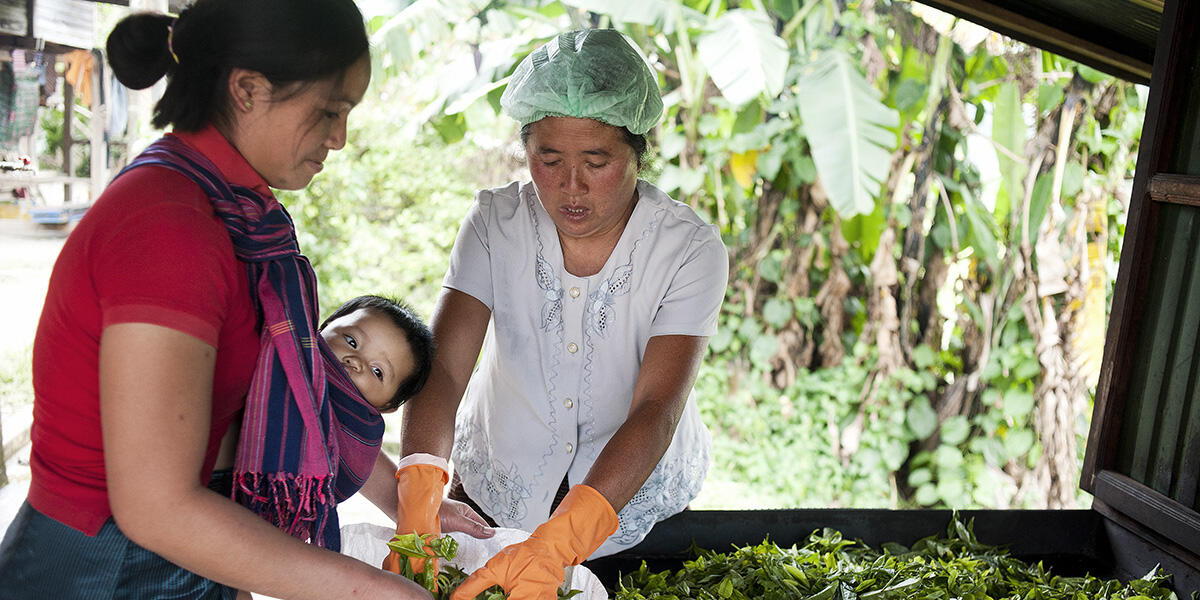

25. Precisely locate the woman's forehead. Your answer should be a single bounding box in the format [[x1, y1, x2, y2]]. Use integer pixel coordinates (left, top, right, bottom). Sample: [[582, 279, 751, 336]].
[[529, 117, 627, 150]]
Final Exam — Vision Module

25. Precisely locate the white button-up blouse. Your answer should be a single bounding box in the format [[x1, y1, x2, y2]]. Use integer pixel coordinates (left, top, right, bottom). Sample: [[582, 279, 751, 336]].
[[444, 180, 728, 557]]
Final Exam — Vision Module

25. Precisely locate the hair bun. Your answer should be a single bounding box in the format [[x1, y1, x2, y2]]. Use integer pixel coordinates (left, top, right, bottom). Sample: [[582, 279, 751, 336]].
[[106, 13, 175, 90]]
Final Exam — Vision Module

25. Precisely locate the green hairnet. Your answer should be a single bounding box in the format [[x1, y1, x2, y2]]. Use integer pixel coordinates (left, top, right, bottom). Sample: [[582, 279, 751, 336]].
[[500, 29, 663, 135]]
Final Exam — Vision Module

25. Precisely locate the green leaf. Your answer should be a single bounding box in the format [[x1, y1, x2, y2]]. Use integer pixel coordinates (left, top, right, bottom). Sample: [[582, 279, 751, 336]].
[[1002, 389, 1035, 419], [718, 575, 735, 598], [1027, 172, 1054, 242], [906, 397, 938, 439], [934, 444, 964, 470], [430, 113, 467, 143], [911, 344, 936, 369], [749, 334, 779, 366], [660, 129, 687, 160], [915, 482, 939, 505], [1014, 356, 1041, 381], [697, 10, 790, 107], [1076, 63, 1109, 83], [1061, 162, 1086, 197], [882, 439, 908, 471], [1037, 82, 1065, 115], [892, 78, 927, 114], [908, 467, 932, 487], [1004, 428, 1035, 458], [561, 0, 673, 26], [759, 251, 785, 284], [961, 188, 1001, 273], [841, 201, 888, 262], [763, 297, 793, 328], [993, 80, 1027, 223], [940, 415, 970, 445], [709, 326, 734, 354], [796, 50, 899, 217]]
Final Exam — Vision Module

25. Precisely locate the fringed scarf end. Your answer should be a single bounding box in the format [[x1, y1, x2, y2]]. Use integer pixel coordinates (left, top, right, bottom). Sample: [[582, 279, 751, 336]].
[[232, 471, 340, 549]]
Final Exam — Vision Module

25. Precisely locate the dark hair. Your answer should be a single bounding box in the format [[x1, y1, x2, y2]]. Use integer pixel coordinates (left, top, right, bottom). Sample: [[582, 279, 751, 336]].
[[106, 0, 369, 132], [520, 121, 651, 172], [320, 295, 435, 412]]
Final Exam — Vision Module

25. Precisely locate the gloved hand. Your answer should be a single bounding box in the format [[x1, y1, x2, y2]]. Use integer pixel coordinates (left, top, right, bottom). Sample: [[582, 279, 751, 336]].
[[449, 484, 619, 600], [381, 459, 449, 579]]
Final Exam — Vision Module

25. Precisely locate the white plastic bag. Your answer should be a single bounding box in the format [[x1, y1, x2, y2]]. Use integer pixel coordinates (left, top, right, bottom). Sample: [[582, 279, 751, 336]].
[[339, 522, 608, 599]]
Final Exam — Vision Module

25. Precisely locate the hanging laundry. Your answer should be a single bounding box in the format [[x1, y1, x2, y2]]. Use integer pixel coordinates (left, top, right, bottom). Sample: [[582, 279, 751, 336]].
[[37, 51, 57, 102], [63, 49, 93, 107], [108, 74, 128, 139]]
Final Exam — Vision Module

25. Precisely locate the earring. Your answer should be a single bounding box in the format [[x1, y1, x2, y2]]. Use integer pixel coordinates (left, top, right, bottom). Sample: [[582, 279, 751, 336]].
[[244, 100, 253, 110]]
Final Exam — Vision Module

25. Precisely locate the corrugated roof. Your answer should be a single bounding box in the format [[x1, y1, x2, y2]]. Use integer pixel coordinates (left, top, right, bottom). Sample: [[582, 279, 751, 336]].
[[919, 0, 1162, 84]]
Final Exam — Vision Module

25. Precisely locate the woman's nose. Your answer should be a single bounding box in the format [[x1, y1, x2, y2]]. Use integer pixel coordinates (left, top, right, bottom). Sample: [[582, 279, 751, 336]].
[[564, 165, 586, 193], [327, 117, 348, 150]]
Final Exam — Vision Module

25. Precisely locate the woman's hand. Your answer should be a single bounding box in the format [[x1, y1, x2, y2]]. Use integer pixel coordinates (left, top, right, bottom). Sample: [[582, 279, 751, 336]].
[[439, 498, 495, 539]]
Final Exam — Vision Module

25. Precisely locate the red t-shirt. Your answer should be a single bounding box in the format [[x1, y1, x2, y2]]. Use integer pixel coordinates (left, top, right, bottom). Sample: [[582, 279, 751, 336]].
[[28, 126, 263, 535]]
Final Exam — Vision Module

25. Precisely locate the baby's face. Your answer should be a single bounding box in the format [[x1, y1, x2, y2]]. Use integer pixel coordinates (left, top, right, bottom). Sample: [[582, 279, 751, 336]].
[[321, 308, 416, 411]]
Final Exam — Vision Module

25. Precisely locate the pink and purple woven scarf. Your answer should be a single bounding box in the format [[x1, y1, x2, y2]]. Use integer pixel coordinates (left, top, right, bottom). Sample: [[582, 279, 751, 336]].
[[117, 135, 384, 550]]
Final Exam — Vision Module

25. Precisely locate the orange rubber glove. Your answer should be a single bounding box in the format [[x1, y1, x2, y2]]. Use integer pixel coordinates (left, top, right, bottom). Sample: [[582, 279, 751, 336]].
[[381, 462, 449, 578], [449, 484, 619, 600]]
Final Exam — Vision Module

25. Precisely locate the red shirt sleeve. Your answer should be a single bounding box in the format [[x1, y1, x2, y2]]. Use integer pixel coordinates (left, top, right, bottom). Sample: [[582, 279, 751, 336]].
[[90, 166, 242, 345]]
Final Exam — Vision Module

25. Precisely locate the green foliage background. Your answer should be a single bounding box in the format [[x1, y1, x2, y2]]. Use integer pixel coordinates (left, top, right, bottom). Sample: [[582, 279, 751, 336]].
[[283, 0, 1146, 511]]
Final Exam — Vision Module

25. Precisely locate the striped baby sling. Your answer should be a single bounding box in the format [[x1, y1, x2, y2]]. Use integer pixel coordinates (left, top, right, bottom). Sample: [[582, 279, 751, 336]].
[[116, 134, 384, 550]]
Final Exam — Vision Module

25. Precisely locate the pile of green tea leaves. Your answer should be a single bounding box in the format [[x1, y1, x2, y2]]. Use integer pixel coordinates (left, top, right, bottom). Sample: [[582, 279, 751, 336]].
[[386, 532, 582, 600], [614, 514, 1180, 600]]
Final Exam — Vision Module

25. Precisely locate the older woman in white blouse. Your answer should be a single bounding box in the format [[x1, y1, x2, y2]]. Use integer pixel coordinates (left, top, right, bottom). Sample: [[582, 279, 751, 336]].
[[383, 28, 728, 600]]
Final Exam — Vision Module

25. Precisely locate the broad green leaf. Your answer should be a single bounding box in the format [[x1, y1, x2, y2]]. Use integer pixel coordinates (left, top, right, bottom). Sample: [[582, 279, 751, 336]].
[[841, 201, 888, 261], [935, 444, 964, 470], [993, 80, 1027, 224], [1037, 82, 1065, 115], [763, 297, 793, 328], [759, 250, 784, 283], [891, 78, 927, 114], [1002, 388, 1035, 419], [561, 0, 704, 31], [1014, 356, 1041, 381], [750, 334, 779, 366], [1077, 63, 1109, 83], [915, 482, 939, 505], [911, 344, 936, 369], [1027, 172, 1054, 243], [1004, 428, 1035, 458], [660, 129, 687, 160], [1062, 162, 1086, 197], [796, 50, 899, 217], [908, 467, 932, 487], [940, 415, 970, 445], [882, 439, 908, 471], [709, 326, 734, 353], [758, 143, 788, 181], [906, 397, 938, 439], [961, 188, 1002, 273], [430, 113, 467, 143], [697, 10, 789, 107]]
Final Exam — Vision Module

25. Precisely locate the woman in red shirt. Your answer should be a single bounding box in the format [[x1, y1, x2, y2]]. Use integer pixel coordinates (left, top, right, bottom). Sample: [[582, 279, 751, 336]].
[[0, 1, 486, 598]]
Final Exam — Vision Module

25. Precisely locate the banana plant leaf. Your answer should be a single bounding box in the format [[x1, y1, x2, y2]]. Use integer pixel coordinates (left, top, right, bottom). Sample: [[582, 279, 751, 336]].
[[796, 49, 899, 218], [696, 9, 790, 107]]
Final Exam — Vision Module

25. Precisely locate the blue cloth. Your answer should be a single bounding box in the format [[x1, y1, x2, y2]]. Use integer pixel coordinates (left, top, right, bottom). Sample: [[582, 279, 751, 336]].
[[0, 500, 237, 599]]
